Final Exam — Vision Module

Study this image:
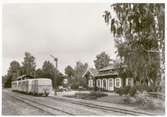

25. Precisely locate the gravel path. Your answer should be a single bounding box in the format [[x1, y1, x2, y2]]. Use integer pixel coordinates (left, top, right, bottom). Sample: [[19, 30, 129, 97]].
[[2, 90, 50, 115]]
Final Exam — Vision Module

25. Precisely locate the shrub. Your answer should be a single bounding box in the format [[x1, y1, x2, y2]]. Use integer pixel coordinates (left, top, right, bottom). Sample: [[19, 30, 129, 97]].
[[74, 91, 108, 100], [115, 86, 135, 96], [129, 87, 137, 97], [71, 83, 79, 89], [115, 87, 125, 96], [135, 84, 158, 93], [124, 86, 131, 95], [89, 91, 108, 98], [75, 93, 88, 99], [135, 92, 157, 109], [123, 96, 132, 104], [146, 85, 158, 92]]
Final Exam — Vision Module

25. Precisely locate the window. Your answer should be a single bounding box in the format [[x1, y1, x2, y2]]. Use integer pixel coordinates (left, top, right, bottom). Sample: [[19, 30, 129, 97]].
[[109, 79, 113, 86], [108, 78, 114, 91], [115, 78, 121, 88], [89, 80, 94, 87], [126, 78, 133, 86], [99, 79, 102, 88]]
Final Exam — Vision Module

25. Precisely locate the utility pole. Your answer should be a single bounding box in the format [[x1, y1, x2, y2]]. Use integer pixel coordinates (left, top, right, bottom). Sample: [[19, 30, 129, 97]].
[[50, 55, 58, 69]]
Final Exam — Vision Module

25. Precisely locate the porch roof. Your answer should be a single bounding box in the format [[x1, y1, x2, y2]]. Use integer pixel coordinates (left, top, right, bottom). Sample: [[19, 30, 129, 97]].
[[95, 72, 118, 78]]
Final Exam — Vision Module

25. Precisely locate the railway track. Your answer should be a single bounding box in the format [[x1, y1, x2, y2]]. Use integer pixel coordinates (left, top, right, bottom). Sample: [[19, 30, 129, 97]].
[[5, 90, 156, 115], [50, 96, 155, 116], [6, 93, 74, 115]]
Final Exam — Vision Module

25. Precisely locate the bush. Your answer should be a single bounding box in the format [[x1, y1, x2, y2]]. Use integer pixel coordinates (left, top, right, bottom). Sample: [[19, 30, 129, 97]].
[[115, 87, 125, 96], [146, 85, 158, 92], [75, 93, 88, 99], [135, 92, 157, 109], [71, 83, 79, 89], [135, 85, 158, 92], [129, 87, 137, 97], [74, 91, 108, 100], [124, 86, 131, 94], [115, 86, 136, 96], [89, 91, 108, 98], [123, 96, 133, 104]]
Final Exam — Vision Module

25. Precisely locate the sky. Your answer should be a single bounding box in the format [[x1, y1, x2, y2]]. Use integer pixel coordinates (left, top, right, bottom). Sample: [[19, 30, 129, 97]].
[[2, 3, 117, 75]]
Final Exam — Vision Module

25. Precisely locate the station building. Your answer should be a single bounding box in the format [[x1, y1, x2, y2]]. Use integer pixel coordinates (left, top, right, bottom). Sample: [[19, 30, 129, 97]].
[[82, 64, 134, 91]]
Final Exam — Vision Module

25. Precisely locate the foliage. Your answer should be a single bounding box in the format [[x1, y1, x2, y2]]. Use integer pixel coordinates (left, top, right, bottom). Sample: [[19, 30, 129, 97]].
[[135, 92, 156, 109], [135, 84, 158, 92], [4, 76, 12, 88], [22, 52, 36, 76], [89, 91, 108, 98], [94, 52, 111, 70], [35, 68, 44, 78], [2, 75, 7, 87], [129, 87, 137, 97], [115, 87, 125, 96], [74, 91, 108, 100], [3, 60, 21, 88], [41, 60, 64, 89], [64, 65, 74, 77], [42, 61, 55, 78], [104, 3, 165, 90], [67, 61, 88, 89], [54, 71, 64, 89], [115, 86, 136, 97], [74, 61, 88, 87]]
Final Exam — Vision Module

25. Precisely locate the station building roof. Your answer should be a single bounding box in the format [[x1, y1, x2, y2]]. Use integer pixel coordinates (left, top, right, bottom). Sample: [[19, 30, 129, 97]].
[[98, 64, 127, 72], [82, 64, 127, 79]]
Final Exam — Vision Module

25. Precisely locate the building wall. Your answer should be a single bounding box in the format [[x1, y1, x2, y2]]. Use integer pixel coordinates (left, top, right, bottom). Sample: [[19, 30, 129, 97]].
[[88, 77, 135, 91], [88, 77, 123, 91]]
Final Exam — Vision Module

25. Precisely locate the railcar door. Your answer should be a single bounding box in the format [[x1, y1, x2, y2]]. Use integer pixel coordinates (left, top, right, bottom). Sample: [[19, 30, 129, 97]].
[[34, 80, 38, 94], [25, 80, 28, 93]]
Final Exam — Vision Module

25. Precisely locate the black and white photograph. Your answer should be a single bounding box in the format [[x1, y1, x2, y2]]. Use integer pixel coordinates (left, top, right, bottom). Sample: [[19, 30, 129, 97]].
[[2, 2, 165, 116]]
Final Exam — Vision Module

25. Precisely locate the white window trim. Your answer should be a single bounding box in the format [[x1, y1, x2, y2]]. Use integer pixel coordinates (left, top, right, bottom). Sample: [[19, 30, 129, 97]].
[[108, 78, 114, 91], [115, 78, 121, 88], [89, 80, 93, 87]]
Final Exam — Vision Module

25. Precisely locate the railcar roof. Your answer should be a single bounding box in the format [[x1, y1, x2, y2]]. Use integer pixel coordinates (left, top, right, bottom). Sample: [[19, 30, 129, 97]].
[[35, 78, 51, 80], [16, 75, 34, 80]]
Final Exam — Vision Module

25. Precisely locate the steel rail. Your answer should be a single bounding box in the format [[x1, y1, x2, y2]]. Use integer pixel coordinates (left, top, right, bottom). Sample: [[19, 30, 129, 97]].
[[6, 93, 74, 115], [5, 93, 54, 115], [50, 96, 155, 116]]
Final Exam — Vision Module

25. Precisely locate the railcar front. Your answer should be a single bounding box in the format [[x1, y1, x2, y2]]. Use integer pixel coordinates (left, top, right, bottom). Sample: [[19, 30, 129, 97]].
[[11, 81, 18, 91], [31, 78, 52, 96]]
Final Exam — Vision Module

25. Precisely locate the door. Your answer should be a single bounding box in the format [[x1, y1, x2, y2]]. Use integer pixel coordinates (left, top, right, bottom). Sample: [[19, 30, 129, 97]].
[[34, 80, 38, 94], [108, 78, 114, 91]]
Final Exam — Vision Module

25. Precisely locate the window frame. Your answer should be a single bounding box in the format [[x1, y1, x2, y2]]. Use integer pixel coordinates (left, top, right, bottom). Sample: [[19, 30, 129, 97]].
[[115, 78, 121, 88]]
